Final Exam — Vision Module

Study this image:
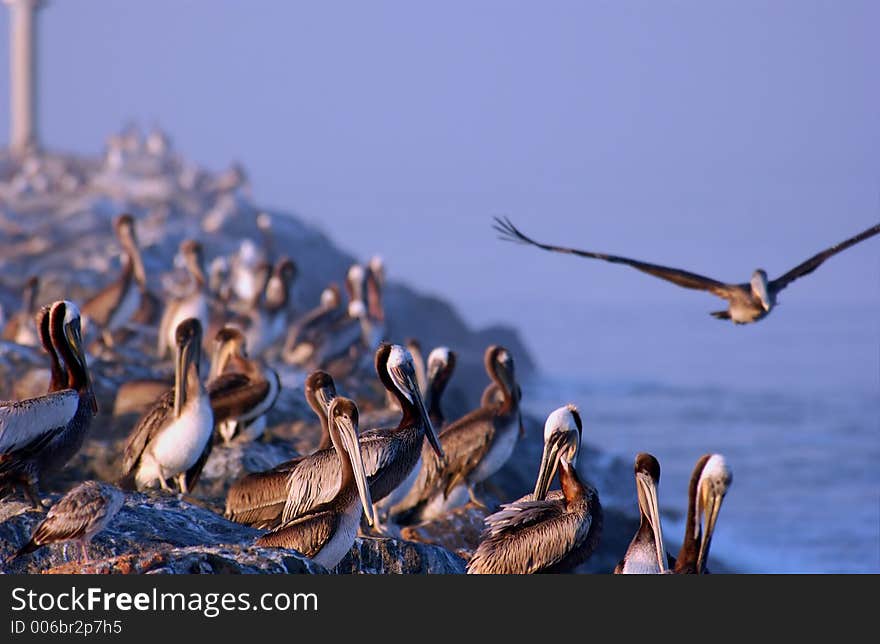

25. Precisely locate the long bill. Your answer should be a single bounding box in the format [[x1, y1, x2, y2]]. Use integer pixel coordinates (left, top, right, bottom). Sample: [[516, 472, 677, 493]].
[[636, 473, 667, 573], [336, 414, 375, 527], [66, 317, 98, 414], [174, 335, 193, 418], [696, 489, 724, 574], [532, 432, 565, 501]]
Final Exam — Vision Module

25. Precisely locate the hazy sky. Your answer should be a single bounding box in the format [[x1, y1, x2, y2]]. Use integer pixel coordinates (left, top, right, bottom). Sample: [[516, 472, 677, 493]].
[[1, 1, 878, 387]]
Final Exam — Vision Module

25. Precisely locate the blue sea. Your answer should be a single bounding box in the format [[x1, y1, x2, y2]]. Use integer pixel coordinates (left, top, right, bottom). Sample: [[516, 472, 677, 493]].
[[463, 297, 880, 573]]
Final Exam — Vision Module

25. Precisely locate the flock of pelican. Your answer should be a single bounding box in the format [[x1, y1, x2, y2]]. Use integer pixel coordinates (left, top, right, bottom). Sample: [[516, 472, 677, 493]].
[[1, 212, 876, 574]]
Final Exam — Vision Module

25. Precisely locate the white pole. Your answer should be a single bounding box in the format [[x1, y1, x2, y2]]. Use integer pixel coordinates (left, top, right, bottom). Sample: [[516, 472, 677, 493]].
[[5, 0, 43, 157]]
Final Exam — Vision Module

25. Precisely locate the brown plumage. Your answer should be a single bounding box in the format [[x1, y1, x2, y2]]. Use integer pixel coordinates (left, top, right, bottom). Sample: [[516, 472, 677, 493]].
[[8, 480, 125, 562], [224, 370, 336, 529]]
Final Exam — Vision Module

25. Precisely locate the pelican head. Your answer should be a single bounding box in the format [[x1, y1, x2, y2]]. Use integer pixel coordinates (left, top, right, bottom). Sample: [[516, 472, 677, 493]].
[[209, 327, 246, 380], [634, 453, 667, 573], [115, 213, 146, 287], [267, 258, 297, 307], [532, 404, 582, 501], [368, 255, 385, 286], [380, 343, 444, 461], [426, 347, 453, 383], [328, 397, 375, 526], [51, 300, 97, 414], [305, 370, 337, 416], [348, 299, 366, 319], [180, 239, 206, 287], [321, 284, 341, 309], [750, 269, 772, 312], [485, 345, 517, 399], [695, 454, 732, 574], [346, 264, 366, 302], [173, 318, 203, 418]]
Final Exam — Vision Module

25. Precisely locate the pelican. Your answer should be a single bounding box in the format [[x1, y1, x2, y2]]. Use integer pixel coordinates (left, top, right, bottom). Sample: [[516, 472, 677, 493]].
[[158, 240, 208, 358], [381, 345, 456, 520], [306, 264, 373, 370], [0, 301, 97, 507], [255, 397, 375, 569], [365, 255, 386, 324], [400, 345, 521, 521], [424, 346, 456, 428], [494, 217, 880, 324], [467, 404, 602, 574], [279, 343, 444, 534], [206, 327, 280, 445], [1, 275, 40, 346], [614, 453, 669, 574], [673, 453, 732, 574], [81, 213, 148, 347], [282, 283, 345, 366], [228, 238, 268, 307], [7, 480, 125, 563], [233, 257, 297, 357], [120, 318, 214, 493], [224, 370, 337, 529]]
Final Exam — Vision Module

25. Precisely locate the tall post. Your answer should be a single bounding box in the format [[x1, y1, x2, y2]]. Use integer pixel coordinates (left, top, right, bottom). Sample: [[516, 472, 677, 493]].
[[5, 0, 43, 157]]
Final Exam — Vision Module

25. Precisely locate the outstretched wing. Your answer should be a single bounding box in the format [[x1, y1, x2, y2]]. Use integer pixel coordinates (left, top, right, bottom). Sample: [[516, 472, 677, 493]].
[[770, 222, 880, 292], [493, 216, 735, 298], [0, 391, 79, 455]]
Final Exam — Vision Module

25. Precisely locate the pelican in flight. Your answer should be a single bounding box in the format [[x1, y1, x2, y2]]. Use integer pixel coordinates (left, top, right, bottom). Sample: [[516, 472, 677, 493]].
[[0, 301, 97, 507], [494, 217, 880, 324], [255, 397, 375, 569], [673, 453, 732, 574], [467, 405, 602, 574], [120, 318, 214, 493], [614, 453, 669, 574], [8, 480, 125, 563], [224, 370, 337, 529]]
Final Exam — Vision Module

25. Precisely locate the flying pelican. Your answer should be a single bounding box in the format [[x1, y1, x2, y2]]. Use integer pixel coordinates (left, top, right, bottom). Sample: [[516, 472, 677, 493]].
[[120, 318, 214, 493], [494, 217, 880, 324], [467, 404, 602, 574], [224, 370, 337, 529], [279, 343, 444, 534], [158, 240, 208, 358], [7, 481, 125, 563], [673, 453, 732, 574], [81, 213, 148, 348], [0, 301, 97, 507], [614, 453, 669, 574], [1, 275, 40, 346], [206, 327, 280, 445], [255, 397, 375, 569], [399, 345, 521, 521]]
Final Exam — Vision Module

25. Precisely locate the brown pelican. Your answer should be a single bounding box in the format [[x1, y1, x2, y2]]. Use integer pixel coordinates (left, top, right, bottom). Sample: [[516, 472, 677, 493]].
[[234, 257, 297, 357], [224, 370, 337, 529], [279, 343, 444, 534], [7, 480, 125, 563], [81, 213, 148, 347], [673, 453, 732, 574], [0, 301, 97, 507], [494, 217, 880, 324], [306, 264, 372, 370], [206, 327, 280, 445], [380, 345, 456, 520], [1, 275, 40, 346], [614, 453, 669, 574], [255, 397, 375, 569], [229, 238, 268, 307], [467, 404, 602, 574], [365, 255, 386, 324], [158, 240, 208, 358], [120, 318, 214, 493], [282, 283, 345, 366], [424, 346, 456, 428], [401, 345, 521, 521]]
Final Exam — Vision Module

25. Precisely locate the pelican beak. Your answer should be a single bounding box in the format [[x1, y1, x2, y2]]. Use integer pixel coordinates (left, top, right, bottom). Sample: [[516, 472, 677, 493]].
[[533, 431, 565, 501], [174, 335, 194, 418], [317, 386, 336, 414], [696, 484, 724, 574], [636, 473, 667, 573], [415, 382, 444, 462], [66, 319, 98, 414], [336, 413, 375, 527]]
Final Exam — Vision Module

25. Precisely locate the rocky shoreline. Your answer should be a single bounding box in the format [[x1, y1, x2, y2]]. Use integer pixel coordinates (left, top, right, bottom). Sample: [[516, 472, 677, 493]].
[[0, 133, 683, 574]]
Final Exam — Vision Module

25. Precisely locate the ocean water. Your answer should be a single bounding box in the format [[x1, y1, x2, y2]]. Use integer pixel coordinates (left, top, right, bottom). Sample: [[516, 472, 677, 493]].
[[462, 297, 880, 574]]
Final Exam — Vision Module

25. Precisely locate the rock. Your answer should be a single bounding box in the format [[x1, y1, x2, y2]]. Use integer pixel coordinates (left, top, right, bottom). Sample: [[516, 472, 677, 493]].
[[333, 537, 467, 575]]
